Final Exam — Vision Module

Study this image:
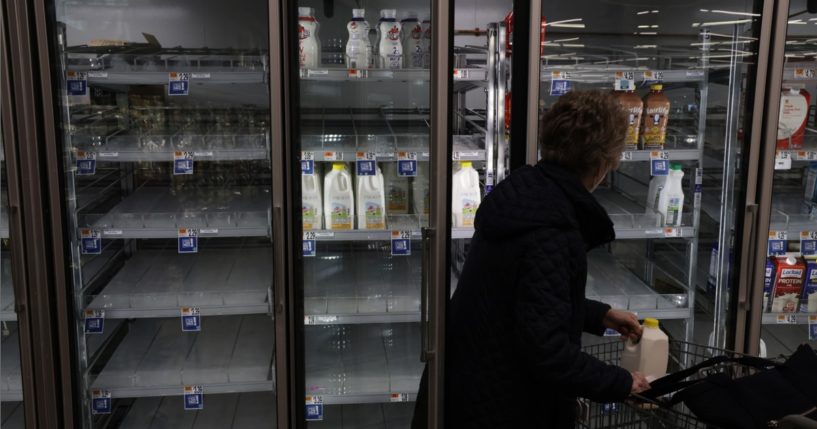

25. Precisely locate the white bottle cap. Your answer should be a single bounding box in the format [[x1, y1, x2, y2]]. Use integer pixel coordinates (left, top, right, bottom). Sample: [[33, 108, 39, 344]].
[[352, 9, 365, 18], [381, 9, 397, 19], [299, 7, 313, 17], [786, 255, 798, 265]]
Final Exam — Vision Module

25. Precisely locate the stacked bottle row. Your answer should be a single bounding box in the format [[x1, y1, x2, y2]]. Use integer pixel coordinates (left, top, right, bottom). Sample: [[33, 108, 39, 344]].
[[299, 7, 430, 69], [614, 84, 671, 150], [302, 162, 481, 230]]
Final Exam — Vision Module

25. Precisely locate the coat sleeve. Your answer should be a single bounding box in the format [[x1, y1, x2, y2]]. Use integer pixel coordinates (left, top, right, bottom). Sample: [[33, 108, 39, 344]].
[[513, 230, 632, 402], [584, 299, 612, 336]]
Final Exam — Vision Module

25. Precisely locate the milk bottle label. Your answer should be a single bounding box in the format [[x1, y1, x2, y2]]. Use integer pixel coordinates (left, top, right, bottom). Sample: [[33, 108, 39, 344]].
[[405, 22, 423, 68], [330, 203, 352, 230], [642, 106, 669, 146], [462, 198, 478, 227], [382, 24, 402, 68], [303, 204, 319, 230], [666, 197, 681, 225], [364, 201, 385, 229]]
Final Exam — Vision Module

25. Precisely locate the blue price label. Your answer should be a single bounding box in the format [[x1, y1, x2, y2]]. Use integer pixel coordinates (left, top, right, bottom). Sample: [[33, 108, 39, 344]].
[[301, 160, 315, 175], [303, 240, 316, 257], [183, 386, 204, 410], [83, 309, 105, 334], [80, 228, 102, 255], [768, 231, 787, 256], [76, 151, 96, 176], [801, 231, 817, 257], [67, 71, 88, 96], [650, 159, 669, 176], [809, 316, 817, 341], [168, 72, 190, 96], [356, 152, 376, 176], [174, 151, 194, 175], [181, 306, 201, 332], [391, 231, 411, 256], [397, 152, 417, 177], [550, 79, 572, 96], [305, 396, 324, 421], [90, 389, 112, 415], [178, 228, 198, 254]]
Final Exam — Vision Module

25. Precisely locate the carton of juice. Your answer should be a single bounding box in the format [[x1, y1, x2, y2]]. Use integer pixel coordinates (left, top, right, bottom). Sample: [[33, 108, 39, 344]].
[[771, 256, 805, 313], [802, 260, 817, 313]]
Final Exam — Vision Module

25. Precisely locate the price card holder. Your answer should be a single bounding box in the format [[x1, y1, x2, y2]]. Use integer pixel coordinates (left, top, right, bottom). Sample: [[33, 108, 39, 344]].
[[397, 152, 417, 177], [181, 306, 201, 332], [178, 228, 198, 254], [323, 151, 342, 161], [90, 389, 112, 415], [550, 71, 572, 96], [768, 231, 788, 256], [775, 151, 792, 170], [356, 152, 376, 176], [183, 386, 204, 411], [663, 227, 682, 238], [693, 168, 703, 210], [391, 231, 411, 256], [809, 316, 817, 341], [301, 152, 315, 175], [168, 72, 190, 96], [453, 68, 469, 80], [485, 171, 495, 194], [614, 71, 635, 91], [66, 71, 88, 96], [348, 69, 367, 79], [642, 70, 664, 84], [801, 231, 817, 257], [76, 151, 97, 176], [390, 393, 409, 402], [174, 151, 194, 175], [303, 231, 317, 257], [83, 309, 105, 334], [620, 151, 633, 161], [80, 228, 102, 255], [650, 151, 669, 176], [305, 396, 324, 421], [777, 314, 797, 324], [794, 68, 816, 79]]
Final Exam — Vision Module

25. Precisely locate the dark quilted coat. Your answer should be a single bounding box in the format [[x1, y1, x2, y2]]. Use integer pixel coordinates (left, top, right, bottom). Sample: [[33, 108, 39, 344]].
[[428, 161, 633, 428]]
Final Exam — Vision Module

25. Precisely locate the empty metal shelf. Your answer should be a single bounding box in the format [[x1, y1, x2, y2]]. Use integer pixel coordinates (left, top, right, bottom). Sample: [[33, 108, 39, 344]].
[[119, 392, 276, 429]]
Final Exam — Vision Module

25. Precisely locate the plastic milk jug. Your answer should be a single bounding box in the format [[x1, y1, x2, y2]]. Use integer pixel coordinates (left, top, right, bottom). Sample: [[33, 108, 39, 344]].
[[324, 163, 354, 230], [401, 12, 423, 68], [299, 7, 321, 68], [383, 162, 409, 214], [452, 161, 481, 228], [302, 170, 323, 230], [645, 174, 667, 214], [657, 163, 684, 226], [377, 9, 402, 69], [620, 318, 669, 381], [356, 166, 387, 229], [412, 162, 430, 216], [346, 9, 371, 69]]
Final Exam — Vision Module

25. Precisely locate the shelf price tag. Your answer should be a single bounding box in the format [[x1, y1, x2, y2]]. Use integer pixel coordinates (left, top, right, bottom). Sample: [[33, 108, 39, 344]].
[[775, 151, 792, 170], [174, 151, 194, 175], [795, 151, 817, 161], [66, 71, 88, 96], [663, 227, 682, 238], [323, 151, 342, 161], [183, 386, 204, 410], [794, 68, 816, 79], [168, 72, 190, 96], [550, 71, 572, 96], [178, 228, 198, 254], [642, 70, 664, 83], [650, 151, 670, 176], [614, 71, 635, 91], [809, 316, 817, 341], [83, 309, 105, 334], [776, 314, 797, 324], [90, 389, 112, 415], [80, 228, 102, 255], [620, 151, 633, 161], [801, 231, 817, 257], [301, 152, 315, 175], [486, 170, 495, 194], [397, 152, 418, 177], [356, 151, 377, 176], [453, 68, 469, 80], [348, 69, 367, 79], [305, 396, 324, 421], [76, 151, 97, 176], [693, 168, 703, 210], [181, 306, 201, 332], [391, 230, 411, 256], [768, 231, 788, 256], [390, 393, 409, 402], [303, 231, 317, 257]]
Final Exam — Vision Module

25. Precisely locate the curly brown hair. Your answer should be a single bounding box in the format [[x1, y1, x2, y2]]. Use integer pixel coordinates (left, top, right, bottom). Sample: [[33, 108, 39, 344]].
[[538, 90, 628, 178]]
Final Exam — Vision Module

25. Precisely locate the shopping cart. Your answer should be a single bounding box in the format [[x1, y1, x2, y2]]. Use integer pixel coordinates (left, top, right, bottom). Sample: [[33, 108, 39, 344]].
[[574, 339, 817, 429]]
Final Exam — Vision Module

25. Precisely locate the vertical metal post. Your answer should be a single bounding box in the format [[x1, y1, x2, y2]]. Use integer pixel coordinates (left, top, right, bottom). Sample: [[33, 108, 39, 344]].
[[524, 2, 542, 166], [485, 25, 497, 193], [496, 23, 508, 181]]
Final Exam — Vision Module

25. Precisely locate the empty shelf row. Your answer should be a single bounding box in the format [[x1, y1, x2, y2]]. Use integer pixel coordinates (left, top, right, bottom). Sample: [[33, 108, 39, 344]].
[[2, 331, 22, 402], [117, 392, 275, 429], [1, 255, 16, 321], [1, 402, 23, 429], [540, 68, 706, 84]]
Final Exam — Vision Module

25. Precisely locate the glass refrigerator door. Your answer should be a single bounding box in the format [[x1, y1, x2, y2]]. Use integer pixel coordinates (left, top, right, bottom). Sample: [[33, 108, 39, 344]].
[[46, 1, 277, 427], [758, 0, 817, 355], [0, 108, 25, 427], [533, 2, 762, 348], [293, 1, 455, 426]]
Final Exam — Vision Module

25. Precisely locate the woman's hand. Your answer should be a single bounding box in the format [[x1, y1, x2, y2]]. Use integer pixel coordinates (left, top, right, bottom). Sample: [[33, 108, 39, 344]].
[[603, 309, 642, 341], [630, 371, 651, 394]]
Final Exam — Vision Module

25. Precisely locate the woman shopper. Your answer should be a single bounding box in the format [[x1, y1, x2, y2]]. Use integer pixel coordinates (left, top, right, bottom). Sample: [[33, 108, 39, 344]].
[[413, 90, 650, 428]]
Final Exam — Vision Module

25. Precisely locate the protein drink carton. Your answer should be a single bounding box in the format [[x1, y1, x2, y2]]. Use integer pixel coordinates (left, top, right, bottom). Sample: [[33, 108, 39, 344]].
[[771, 256, 806, 313], [763, 257, 775, 312], [802, 260, 817, 313]]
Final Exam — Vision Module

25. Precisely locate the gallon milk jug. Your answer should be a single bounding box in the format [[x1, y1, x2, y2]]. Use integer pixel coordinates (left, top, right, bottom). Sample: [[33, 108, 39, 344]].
[[657, 163, 684, 226], [345, 9, 371, 69], [356, 166, 387, 229], [452, 161, 481, 228], [412, 162, 430, 216], [302, 170, 323, 230], [645, 174, 667, 214], [377, 9, 402, 69], [299, 7, 321, 68], [324, 163, 354, 230], [401, 12, 423, 68], [383, 162, 409, 215], [620, 318, 669, 381]]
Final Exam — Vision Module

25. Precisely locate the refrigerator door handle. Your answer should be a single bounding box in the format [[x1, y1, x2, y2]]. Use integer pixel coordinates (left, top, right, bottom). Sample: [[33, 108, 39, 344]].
[[738, 203, 758, 307], [421, 227, 434, 362]]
